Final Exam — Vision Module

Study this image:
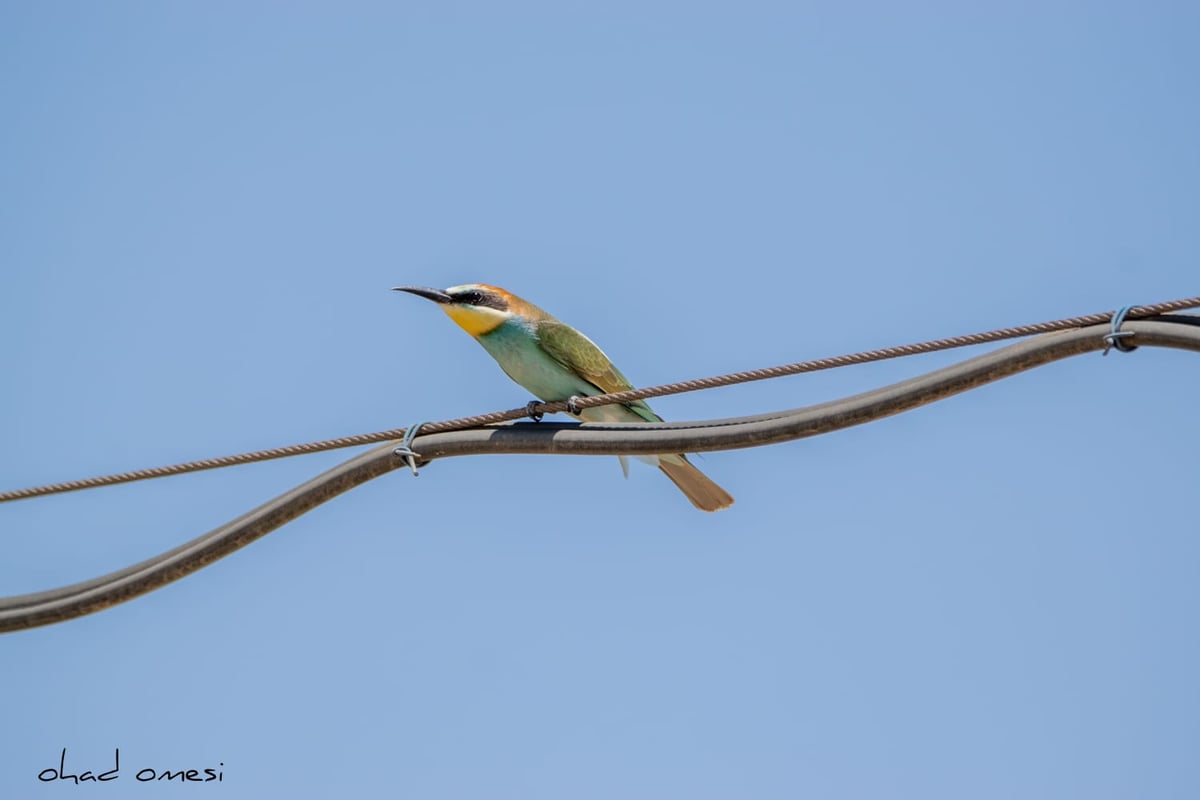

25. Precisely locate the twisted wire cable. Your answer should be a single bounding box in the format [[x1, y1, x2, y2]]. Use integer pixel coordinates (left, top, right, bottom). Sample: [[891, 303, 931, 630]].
[[2, 316, 1198, 632], [2, 296, 1197, 504]]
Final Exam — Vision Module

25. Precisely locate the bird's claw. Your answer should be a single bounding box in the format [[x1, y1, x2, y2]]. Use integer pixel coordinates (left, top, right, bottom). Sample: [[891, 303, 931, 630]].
[[566, 395, 583, 416], [525, 400, 544, 422]]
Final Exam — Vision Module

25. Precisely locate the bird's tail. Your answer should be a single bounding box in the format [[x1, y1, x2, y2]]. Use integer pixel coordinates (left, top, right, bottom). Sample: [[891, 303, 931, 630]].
[[658, 457, 734, 512]]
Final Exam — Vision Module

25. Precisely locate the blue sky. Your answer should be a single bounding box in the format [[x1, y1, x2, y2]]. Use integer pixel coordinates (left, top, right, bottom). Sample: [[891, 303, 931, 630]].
[[2, 3, 1198, 797]]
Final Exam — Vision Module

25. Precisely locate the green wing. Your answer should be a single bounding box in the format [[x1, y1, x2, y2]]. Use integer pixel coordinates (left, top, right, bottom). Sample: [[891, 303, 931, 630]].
[[538, 319, 661, 422]]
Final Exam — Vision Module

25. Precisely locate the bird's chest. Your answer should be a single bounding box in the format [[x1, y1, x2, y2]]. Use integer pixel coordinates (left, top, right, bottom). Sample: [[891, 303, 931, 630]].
[[477, 323, 594, 401]]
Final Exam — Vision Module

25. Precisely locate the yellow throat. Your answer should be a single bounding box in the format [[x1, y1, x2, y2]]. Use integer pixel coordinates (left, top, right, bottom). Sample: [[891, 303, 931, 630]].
[[442, 303, 508, 337]]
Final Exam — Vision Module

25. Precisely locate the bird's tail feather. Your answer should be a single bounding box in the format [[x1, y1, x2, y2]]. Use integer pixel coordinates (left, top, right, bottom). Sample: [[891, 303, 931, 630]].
[[658, 458, 734, 512]]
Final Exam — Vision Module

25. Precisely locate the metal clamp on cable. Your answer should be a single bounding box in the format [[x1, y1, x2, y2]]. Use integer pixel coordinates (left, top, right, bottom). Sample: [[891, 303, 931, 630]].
[[1102, 305, 1139, 356], [393, 422, 428, 476]]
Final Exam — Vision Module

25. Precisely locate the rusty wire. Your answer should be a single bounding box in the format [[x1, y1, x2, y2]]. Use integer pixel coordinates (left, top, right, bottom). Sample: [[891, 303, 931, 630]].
[[2, 316, 1199, 633], [2, 295, 1199, 504]]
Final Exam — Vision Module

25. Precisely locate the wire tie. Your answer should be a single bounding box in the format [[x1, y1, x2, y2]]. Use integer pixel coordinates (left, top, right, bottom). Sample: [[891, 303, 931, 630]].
[[392, 421, 428, 476], [1102, 305, 1139, 356]]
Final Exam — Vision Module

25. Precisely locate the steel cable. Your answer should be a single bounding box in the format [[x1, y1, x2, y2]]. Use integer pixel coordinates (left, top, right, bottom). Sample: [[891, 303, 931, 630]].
[[2, 296, 1198, 503], [2, 316, 1198, 633]]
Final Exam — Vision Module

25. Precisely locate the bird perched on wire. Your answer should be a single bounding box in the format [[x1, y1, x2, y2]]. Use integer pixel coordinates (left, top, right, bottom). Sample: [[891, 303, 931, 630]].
[[394, 283, 733, 511]]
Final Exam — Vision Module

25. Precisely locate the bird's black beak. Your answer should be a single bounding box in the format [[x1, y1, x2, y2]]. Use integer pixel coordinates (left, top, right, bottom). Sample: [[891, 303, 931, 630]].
[[393, 286, 453, 304]]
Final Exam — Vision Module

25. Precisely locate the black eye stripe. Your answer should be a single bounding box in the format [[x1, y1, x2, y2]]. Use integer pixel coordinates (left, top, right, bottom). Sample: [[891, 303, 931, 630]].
[[451, 289, 507, 311]]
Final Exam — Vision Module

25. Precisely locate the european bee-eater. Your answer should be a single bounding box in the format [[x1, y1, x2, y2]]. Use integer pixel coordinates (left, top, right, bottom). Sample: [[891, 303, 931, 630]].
[[394, 284, 733, 511]]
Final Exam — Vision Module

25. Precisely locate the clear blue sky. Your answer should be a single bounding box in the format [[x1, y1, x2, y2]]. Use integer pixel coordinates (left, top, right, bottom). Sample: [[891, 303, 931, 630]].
[[2, 3, 1198, 797]]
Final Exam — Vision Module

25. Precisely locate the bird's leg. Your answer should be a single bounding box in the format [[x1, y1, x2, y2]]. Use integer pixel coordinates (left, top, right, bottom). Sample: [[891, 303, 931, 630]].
[[566, 395, 583, 416], [525, 400, 544, 422]]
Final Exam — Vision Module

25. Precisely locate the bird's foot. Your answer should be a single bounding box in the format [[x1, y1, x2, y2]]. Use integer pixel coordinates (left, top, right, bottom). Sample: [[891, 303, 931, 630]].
[[525, 400, 544, 422], [566, 395, 583, 416]]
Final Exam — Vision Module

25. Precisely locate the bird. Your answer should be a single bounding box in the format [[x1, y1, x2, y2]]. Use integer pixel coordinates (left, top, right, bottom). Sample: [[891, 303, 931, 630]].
[[394, 283, 733, 511]]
